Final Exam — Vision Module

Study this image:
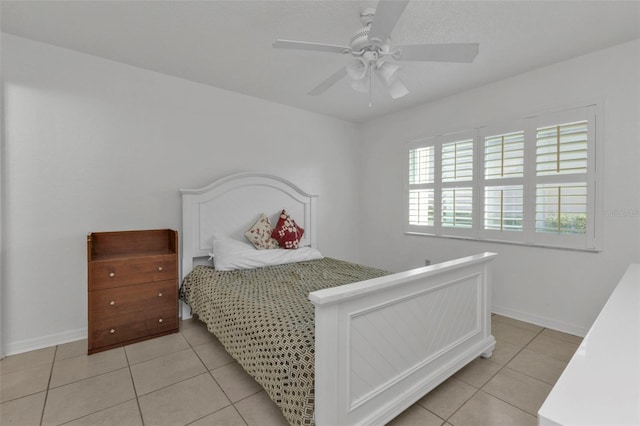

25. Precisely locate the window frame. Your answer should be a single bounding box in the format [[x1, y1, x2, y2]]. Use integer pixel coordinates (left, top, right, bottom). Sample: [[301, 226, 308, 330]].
[[404, 104, 601, 251], [406, 129, 477, 238], [527, 106, 597, 250], [478, 120, 527, 243], [405, 143, 436, 231]]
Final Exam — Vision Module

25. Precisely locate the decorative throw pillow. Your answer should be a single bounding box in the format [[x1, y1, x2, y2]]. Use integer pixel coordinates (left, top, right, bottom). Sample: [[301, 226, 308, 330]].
[[271, 209, 305, 249], [245, 214, 280, 249]]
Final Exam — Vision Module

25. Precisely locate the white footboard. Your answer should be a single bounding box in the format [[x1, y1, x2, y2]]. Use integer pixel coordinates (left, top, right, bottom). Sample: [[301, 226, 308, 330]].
[[309, 252, 497, 426]]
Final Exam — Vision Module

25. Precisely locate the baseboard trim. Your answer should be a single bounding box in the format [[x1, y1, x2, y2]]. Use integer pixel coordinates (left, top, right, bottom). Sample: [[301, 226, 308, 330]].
[[4, 307, 587, 356], [180, 301, 192, 320], [4, 327, 87, 356], [492, 304, 589, 338]]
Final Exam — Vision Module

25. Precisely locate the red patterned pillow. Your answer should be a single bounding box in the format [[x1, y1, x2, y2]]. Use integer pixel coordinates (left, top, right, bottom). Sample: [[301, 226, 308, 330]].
[[271, 210, 305, 249], [245, 214, 280, 249]]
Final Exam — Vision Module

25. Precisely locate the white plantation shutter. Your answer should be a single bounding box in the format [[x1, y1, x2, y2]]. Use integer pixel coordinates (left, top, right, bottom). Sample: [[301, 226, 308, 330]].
[[406, 131, 476, 234], [408, 189, 434, 226], [534, 121, 588, 236], [442, 140, 473, 182], [531, 108, 595, 248], [535, 183, 587, 234], [409, 146, 434, 184], [407, 145, 435, 228], [536, 120, 588, 234], [485, 131, 524, 180], [405, 104, 598, 250], [536, 121, 588, 176], [441, 187, 473, 228], [441, 138, 474, 231], [484, 186, 524, 231], [481, 130, 525, 238]]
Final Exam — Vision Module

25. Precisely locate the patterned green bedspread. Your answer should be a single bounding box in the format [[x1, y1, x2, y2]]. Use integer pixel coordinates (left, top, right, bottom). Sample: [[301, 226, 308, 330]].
[[179, 258, 389, 426]]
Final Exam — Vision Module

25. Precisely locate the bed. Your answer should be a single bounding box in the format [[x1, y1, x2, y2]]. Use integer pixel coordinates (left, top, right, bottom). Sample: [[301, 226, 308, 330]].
[[179, 172, 496, 426]]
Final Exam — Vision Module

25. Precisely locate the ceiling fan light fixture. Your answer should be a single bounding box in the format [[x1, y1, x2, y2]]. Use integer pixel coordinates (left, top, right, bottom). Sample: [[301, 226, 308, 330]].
[[377, 61, 399, 85], [351, 76, 369, 93], [388, 78, 409, 99], [346, 58, 368, 80], [273, 0, 479, 103]]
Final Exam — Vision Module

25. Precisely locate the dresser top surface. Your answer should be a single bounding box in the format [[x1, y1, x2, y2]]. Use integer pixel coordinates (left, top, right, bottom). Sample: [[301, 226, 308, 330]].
[[538, 264, 640, 425]]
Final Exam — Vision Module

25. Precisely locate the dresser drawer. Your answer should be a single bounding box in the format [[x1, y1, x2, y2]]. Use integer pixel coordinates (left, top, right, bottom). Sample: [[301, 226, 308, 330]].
[[89, 280, 176, 320], [89, 255, 177, 290], [89, 307, 178, 350]]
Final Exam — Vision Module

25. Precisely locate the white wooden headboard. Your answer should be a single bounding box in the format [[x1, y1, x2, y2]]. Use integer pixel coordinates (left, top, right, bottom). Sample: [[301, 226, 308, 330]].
[[180, 172, 318, 279]]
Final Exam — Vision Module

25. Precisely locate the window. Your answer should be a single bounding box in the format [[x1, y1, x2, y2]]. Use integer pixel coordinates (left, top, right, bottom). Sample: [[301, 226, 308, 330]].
[[535, 183, 587, 234], [484, 185, 524, 232], [481, 129, 525, 237], [484, 131, 524, 180], [408, 146, 434, 226], [405, 105, 599, 250], [441, 139, 474, 229], [407, 130, 476, 237]]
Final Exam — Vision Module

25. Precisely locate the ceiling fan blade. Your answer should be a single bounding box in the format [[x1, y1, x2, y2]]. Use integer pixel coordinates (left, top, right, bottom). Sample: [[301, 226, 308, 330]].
[[273, 39, 351, 54], [394, 43, 480, 63], [368, 0, 409, 44], [308, 66, 348, 96]]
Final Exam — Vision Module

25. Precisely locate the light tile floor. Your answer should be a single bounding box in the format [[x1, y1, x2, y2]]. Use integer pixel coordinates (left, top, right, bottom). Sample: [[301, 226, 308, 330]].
[[0, 314, 581, 426]]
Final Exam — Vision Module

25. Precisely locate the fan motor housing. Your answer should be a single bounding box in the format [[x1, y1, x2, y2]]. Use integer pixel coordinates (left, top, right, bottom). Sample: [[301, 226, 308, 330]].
[[350, 25, 371, 52]]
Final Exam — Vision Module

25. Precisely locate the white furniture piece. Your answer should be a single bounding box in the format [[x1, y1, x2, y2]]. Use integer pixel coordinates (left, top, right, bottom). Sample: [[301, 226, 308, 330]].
[[538, 263, 640, 426], [180, 172, 497, 426]]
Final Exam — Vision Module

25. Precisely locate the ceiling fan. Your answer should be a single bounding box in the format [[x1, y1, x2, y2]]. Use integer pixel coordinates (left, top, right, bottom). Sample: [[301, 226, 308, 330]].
[[273, 0, 479, 104]]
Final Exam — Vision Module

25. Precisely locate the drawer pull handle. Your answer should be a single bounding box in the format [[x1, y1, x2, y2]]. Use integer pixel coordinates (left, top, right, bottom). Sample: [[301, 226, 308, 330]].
[[109, 300, 115, 306], [109, 272, 115, 277], [158, 266, 163, 271], [158, 318, 163, 323], [158, 292, 163, 297], [110, 328, 116, 334]]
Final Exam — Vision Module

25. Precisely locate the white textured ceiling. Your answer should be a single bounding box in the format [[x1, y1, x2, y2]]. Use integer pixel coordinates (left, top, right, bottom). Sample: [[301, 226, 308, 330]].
[[2, 0, 639, 123]]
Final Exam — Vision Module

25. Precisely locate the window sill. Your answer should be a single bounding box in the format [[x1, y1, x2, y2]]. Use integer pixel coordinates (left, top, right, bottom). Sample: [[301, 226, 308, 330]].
[[404, 232, 601, 253]]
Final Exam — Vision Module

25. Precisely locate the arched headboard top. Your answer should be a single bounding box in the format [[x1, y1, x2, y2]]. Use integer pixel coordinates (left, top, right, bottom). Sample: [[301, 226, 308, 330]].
[[180, 172, 318, 277], [180, 172, 316, 198]]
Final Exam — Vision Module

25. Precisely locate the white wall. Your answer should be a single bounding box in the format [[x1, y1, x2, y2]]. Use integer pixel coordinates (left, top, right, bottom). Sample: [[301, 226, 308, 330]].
[[359, 39, 640, 336], [1, 34, 363, 354]]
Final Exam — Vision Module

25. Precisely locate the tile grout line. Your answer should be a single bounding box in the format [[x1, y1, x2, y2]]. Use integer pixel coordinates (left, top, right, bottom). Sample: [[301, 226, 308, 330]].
[[190, 339, 236, 420], [31, 331, 269, 426], [39, 345, 58, 426], [188, 336, 251, 426], [124, 332, 192, 367], [46, 365, 130, 391], [478, 326, 560, 419], [43, 365, 138, 425], [132, 369, 210, 398], [503, 356, 566, 387], [138, 326, 251, 425], [134, 325, 250, 426], [228, 404, 251, 426], [55, 399, 139, 426], [420, 406, 447, 425], [475, 327, 547, 418], [443, 326, 546, 424], [48, 335, 226, 426], [123, 346, 146, 426], [498, 322, 578, 366], [181, 321, 266, 426], [231, 387, 268, 405]]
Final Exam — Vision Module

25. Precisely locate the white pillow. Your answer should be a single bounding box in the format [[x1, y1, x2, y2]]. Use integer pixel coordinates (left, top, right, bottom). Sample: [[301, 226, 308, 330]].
[[213, 235, 323, 271]]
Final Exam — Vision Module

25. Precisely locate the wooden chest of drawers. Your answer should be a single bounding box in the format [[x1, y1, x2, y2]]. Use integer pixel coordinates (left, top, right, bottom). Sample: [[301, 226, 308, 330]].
[[87, 229, 179, 354]]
